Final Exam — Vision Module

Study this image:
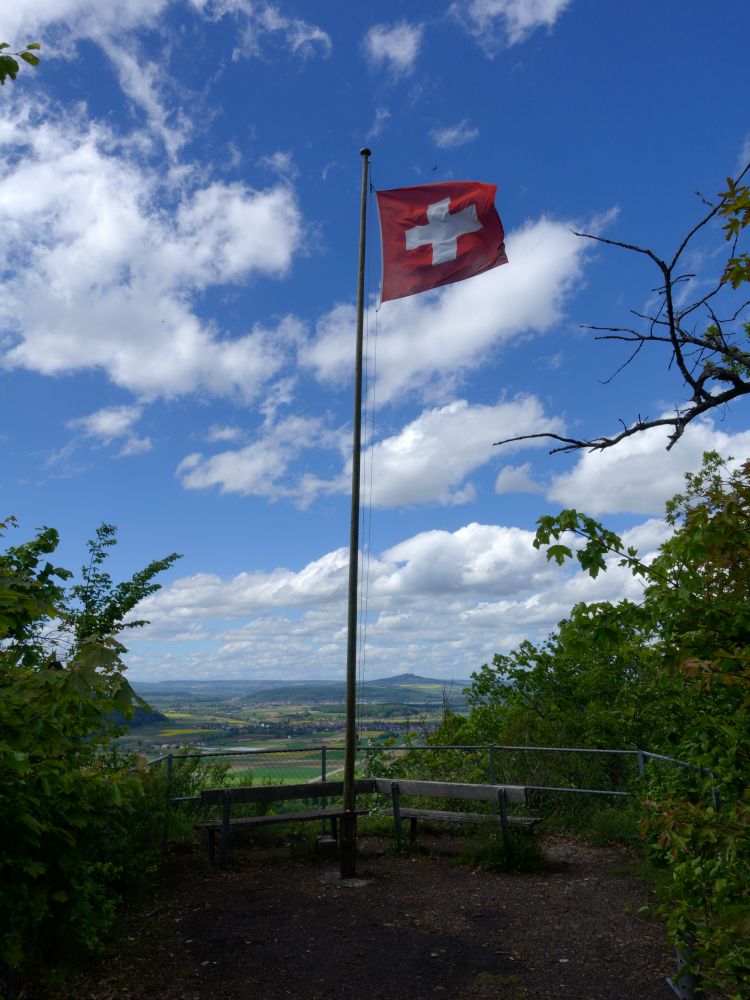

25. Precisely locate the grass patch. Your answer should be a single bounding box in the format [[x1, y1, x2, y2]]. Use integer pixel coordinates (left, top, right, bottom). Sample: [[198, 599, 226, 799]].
[[461, 826, 545, 873], [533, 795, 641, 846]]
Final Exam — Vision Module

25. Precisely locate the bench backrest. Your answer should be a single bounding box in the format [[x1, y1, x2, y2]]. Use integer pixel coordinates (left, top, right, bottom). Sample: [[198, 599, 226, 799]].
[[200, 777, 377, 807], [372, 778, 527, 806]]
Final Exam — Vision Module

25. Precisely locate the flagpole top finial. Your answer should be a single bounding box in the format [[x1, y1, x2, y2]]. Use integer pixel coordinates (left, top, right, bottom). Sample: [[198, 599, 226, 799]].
[[360, 147, 371, 159]]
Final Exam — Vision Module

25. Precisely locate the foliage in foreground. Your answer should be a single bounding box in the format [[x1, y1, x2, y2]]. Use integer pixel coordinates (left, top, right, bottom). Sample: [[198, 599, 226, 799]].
[[0, 519, 179, 993], [516, 453, 749, 995]]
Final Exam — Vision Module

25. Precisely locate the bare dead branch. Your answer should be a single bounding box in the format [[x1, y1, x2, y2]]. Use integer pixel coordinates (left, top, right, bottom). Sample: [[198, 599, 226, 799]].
[[496, 164, 750, 456], [571, 230, 664, 269]]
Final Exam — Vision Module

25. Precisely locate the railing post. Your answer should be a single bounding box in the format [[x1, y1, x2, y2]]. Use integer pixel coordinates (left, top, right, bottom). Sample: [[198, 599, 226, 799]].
[[667, 938, 701, 999], [636, 749, 646, 778], [321, 746, 328, 833], [488, 744, 496, 784]]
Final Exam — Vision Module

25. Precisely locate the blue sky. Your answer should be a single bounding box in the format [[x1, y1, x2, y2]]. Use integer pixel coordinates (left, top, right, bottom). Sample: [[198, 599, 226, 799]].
[[2, 0, 749, 682]]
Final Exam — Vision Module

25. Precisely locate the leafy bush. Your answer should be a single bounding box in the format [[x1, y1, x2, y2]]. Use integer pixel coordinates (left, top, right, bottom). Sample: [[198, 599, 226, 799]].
[[527, 453, 750, 995], [0, 519, 179, 995]]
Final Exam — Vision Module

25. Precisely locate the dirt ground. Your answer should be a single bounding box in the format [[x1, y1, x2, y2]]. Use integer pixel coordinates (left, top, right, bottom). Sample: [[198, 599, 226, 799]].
[[64, 831, 679, 1000]]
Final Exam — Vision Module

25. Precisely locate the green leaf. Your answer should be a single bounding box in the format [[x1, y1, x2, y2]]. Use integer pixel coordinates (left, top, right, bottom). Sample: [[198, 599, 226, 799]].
[[25, 42, 41, 50], [20, 51, 40, 66], [0, 54, 20, 83]]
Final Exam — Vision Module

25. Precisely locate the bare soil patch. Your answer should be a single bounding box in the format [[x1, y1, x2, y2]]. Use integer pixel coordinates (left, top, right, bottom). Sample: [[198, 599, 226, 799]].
[[63, 832, 676, 1000]]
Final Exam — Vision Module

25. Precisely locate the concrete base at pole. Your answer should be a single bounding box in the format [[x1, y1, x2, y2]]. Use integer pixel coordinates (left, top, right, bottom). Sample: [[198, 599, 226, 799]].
[[319, 871, 371, 888], [338, 811, 358, 878]]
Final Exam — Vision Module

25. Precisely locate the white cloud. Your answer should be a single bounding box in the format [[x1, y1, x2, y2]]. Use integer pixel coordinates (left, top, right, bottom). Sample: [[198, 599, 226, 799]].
[[118, 435, 154, 456], [130, 513, 668, 680], [68, 404, 142, 441], [363, 21, 424, 77], [547, 419, 750, 515], [305, 216, 587, 406], [0, 104, 305, 401], [495, 462, 543, 494], [177, 415, 338, 499], [451, 0, 572, 53], [366, 107, 391, 141], [363, 397, 562, 507], [205, 425, 244, 443], [177, 396, 562, 507], [431, 119, 480, 149], [226, 2, 332, 60], [258, 150, 298, 179], [99, 40, 193, 157], [6, 0, 331, 60], [2, 0, 168, 42], [6, 2, 330, 154]]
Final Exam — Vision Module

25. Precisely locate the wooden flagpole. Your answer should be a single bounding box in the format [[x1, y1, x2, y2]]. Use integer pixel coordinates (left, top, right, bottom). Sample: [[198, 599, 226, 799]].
[[339, 146, 371, 878]]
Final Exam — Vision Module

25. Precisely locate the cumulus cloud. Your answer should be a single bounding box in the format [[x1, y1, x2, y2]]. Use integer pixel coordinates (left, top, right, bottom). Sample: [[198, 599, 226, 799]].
[[363, 21, 424, 77], [305, 216, 587, 406], [0, 105, 305, 402], [177, 396, 562, 507], [65, 403, 152, 458], [205, 425, 244, 443], [451, 0, 572, 53], [130, 513, 666, 680], [430, 119, 480, 149], [363, 397, 563, 507], [177, 414, 342, 499], [68, 404, 143, 442], [495, 462, 543, 494], [547, 419, 750, 515]]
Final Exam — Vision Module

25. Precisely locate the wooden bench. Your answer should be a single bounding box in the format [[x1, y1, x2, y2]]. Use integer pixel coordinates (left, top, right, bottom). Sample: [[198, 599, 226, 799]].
[[371, 778, 540, 849], [195, 779, 376, 868]]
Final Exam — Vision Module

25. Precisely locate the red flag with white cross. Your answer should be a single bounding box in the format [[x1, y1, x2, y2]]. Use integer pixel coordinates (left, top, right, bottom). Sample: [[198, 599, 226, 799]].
[[375, 181, 507, 303]]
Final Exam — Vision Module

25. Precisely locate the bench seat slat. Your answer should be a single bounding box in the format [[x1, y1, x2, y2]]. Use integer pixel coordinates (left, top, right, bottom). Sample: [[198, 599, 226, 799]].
[[194, 806, 367, 832], [382, 807, 540, 828], [200, 778, 376, 806], [372, 778, 528, 805]]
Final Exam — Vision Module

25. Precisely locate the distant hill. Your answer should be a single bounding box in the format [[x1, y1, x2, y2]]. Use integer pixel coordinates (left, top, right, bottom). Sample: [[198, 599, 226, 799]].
[[129, 673, 471, 710], [131, 673, 470, 694], [372, 672, 466, 687]]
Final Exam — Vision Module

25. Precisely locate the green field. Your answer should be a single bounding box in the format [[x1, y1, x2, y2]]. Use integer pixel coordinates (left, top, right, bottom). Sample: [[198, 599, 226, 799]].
[[118, 672, 470, 759]]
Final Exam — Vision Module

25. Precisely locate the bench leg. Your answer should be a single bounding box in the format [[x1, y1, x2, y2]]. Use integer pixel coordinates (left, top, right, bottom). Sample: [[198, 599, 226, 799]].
[[497, 790, 510, 850], [391, 782, 402, 850], [330, 816, 338, 841], [409, 817, 418, 844], [207, 829, 216, 866]]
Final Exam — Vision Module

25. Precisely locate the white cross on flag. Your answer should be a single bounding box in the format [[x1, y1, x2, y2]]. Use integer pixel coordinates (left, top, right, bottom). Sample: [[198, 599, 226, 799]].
[[376, 181, 507, 303]]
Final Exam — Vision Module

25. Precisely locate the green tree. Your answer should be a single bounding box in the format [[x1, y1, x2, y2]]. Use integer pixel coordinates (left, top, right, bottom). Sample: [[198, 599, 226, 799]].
[[532, 452, 750, 994], [0, 520, 179, 992], [63, 521, 181, 654], [464, 620, 666, 752], [0, 43, 40, 84]]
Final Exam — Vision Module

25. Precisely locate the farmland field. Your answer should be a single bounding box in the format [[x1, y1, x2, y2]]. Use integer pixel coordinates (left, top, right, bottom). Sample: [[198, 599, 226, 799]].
[[119, 672, 470, 759]]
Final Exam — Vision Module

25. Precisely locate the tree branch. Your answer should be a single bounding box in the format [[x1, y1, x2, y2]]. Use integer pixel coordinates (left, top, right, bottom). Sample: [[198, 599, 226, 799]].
[[496, 164, 750, 455]]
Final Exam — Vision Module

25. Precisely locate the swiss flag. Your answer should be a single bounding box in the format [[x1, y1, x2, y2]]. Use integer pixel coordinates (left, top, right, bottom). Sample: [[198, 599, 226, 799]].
[[376, 181, 507, 303]]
